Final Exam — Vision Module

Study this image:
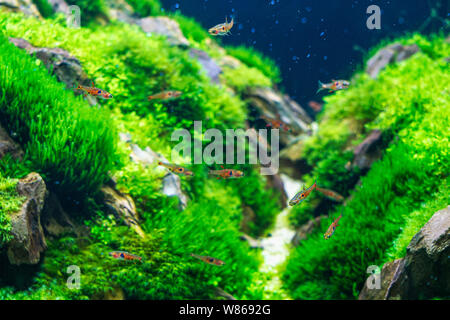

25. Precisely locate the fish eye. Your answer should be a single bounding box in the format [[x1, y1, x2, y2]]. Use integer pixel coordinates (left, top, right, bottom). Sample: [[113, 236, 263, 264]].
[[97, 90, 102, 94], [208, 258, 214, 262]]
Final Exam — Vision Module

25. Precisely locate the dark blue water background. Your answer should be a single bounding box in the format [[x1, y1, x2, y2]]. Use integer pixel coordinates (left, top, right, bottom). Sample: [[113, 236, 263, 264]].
[[159, 0, 448, 112]]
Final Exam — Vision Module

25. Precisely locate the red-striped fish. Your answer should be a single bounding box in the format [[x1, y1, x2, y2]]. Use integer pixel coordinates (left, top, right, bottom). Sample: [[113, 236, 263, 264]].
[[317, 80, 350, 94], [191, 253, 225, 266], [260, 115, 291, 132], [75, 81, 113, 99], [109, 251, 142, 262], [208, 17, 234, 36], [316, 187, 344, 202], [158, 161, 194, 177], [289, 181, 317, 206], [148, 90, 182, 101], [209, 165, 244, 180], [324, 212, 343, 240]]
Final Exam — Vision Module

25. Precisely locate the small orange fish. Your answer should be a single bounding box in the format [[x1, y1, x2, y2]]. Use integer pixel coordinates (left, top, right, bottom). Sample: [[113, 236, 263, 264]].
[[208, 16, 234, 36], [324, 212, 343, 240], [191, 253, 225, 266], [316, 187, 344, 202], [75, 81, 113, 99], [109, 251, 142, 262], [260, 115, 291, 132], [209, 165, 244, 180], [148, 90, 182, 101], [317, 80, 350, 94], [289, 181, 317, 206], [158, 161, 194, 176]]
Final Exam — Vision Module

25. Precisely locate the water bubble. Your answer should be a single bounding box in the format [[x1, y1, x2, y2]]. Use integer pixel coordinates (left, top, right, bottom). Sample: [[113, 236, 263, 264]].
[[301, 17, 308, 24]]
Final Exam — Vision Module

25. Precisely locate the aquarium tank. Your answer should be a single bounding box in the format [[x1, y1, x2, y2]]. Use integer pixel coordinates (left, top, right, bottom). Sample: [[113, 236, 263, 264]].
[[0, 0, 448, 309]]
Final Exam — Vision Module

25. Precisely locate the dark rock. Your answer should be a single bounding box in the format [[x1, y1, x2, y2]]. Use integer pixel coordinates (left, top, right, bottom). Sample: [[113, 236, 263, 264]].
[[189, 48, 222, 84], [41, 192, 88, 238], [291, 215, 326, 246], [9, 37, 98, 105], [403, 205, 450, 299], [243, 87, 312, 145], [358, 258, 406, 300], [137, 17, 190, 47], [266, 174, 288, 208], [366, 43, 420, 79], [47, 0, 69, 14], [359, 206, 450, 299], [7, 173, 47, 265], [240, 233, 263, 249], [0, 124, 23, 160], [0, 0, 41, 18], [240, 206, 256, 234], [347, 129, 383, 171], [100, 183, 146, 238]]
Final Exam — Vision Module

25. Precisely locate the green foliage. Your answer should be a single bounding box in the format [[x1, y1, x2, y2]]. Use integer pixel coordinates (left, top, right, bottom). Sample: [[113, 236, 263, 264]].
[[0, 154, 31, 180], [0, 13, 247, 131], [0, 11, 285, 300], [226, 45, 282, 84], [229, 166, 281, 236], [283, 34, 450, 300], [221, 64, 272, 94], [66, 0, 107, 26], [386, 180, 449, 261], [0, 172, 25, 246], [32, 0, 54, 18], [126, 0, 161, 17], [0, 34, 117, 198], [170, 13, 210, 44]]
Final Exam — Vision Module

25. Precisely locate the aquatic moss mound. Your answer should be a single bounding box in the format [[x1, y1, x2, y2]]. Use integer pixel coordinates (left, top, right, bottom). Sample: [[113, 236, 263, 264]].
[[0, 172, 25, 246], [283, 34, 450, 299], [0, 35, 117, 198], [0, 9, 282, 300]]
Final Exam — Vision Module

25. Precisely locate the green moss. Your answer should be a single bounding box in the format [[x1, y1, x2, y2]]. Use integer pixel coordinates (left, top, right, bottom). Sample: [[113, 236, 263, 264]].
[[0, 33, 117, 198], [0, 11, 285, 300], [226, 45, 282, 84], [283, 34, 450, 300], [126, 0, 161, 17], [386, 180, 449, 261], [221, 64, 272, 94], [0, 172, 25, 246], [66, 0, 108, 26], [32, 0, 54, 18], [170, 13, 210, 44]]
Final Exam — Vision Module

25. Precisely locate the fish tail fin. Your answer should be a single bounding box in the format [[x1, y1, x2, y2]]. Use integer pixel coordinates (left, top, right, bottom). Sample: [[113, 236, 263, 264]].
[[317, 81, 325, 94]]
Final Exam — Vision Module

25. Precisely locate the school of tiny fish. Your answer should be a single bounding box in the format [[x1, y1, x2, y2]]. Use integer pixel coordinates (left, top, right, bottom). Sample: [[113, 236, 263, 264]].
[[91, 13, 351, 267]]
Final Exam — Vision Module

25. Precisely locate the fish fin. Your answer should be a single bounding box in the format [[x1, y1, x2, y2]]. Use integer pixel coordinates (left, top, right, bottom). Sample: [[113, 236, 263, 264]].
[[317, 81, 325, 94], [92, 81, 95, 87]]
